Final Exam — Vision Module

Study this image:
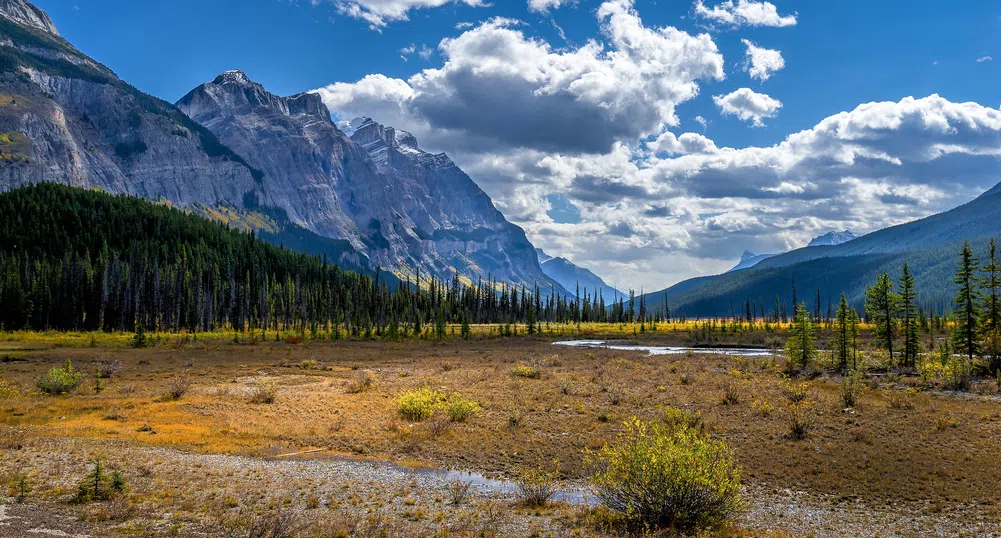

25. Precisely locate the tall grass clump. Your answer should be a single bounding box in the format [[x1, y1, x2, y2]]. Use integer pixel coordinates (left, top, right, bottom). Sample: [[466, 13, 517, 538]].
[[588, 418, 742, 532], [36, 359, 85, 395]]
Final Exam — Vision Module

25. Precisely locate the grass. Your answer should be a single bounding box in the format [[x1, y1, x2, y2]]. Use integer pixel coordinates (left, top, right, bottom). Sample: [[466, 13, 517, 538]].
[[1, 327, 1000, 535]]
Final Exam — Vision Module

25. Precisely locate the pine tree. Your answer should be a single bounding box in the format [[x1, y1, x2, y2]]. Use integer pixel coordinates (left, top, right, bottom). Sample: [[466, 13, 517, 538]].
[[865, 273, 898, 364], [785, 302, 816, 369], [834, 293, 851, 371], [953, 241, 981, 361], [898, 263, 920, 368], [982, 239, 1001, 374]]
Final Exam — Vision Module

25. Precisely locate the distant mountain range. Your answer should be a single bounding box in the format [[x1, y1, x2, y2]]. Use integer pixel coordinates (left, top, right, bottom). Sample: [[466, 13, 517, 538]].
[[728, 231, 857, 273], [536, 249, 624, 300], [0, 0, 566, 293], [646, 191, 1001, 317]]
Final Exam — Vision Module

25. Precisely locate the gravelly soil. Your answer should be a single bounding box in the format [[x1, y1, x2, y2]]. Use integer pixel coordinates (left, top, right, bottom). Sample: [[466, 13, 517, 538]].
[[3, 439, 998, 537]]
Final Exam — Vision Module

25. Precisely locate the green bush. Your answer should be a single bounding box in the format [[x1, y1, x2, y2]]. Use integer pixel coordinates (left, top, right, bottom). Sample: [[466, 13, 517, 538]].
[[36, 359, 85, 395], [445, 395, 480, 423], [396, 387, 445, 422], [588, 418, 743, 532], [511, 365, 541, 379]]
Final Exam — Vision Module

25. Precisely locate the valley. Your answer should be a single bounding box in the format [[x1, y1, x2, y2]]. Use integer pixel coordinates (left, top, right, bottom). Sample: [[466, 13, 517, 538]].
[[3, 330, 1000, 536]]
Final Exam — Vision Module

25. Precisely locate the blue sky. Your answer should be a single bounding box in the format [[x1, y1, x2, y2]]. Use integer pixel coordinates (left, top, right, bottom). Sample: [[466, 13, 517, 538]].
[[34, 0, 1001, 289]]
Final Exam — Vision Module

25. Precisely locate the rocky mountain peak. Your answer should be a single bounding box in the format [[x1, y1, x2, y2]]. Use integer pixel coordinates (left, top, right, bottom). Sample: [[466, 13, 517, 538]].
[[346, 117, 421, 154], [808, 230, 857, 248], [739, 250, 757, 262], [179, 71, 335, 127], [213, 69, 255, 87], [0, 0, 59, 36]]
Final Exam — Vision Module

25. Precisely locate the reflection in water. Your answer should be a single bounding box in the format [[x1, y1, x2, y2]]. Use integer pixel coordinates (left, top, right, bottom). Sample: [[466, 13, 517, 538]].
[[553, 340, 774, 357]]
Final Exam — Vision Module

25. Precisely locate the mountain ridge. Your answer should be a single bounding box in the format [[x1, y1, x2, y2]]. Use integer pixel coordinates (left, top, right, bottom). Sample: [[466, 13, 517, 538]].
[[178, 70, 561, 291]]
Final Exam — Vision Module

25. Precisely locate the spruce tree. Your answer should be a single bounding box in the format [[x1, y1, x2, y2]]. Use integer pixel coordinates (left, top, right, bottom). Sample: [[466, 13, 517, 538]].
[[785, 302, 817, 369], [982, 239, 1001, 374], [953, 241, 981, 361], [834, 293, 851, 371], [865, 273, 898, 365], [898, 263, 919, 368]]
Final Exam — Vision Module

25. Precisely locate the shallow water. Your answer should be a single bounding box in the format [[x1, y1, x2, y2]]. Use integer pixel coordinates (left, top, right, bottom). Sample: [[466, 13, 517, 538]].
[[290, 452, 598, 504], [553, 339, 774, 357]]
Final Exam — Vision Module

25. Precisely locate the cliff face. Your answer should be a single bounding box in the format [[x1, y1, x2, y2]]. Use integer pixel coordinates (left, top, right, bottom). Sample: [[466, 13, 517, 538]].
[[0, 8, 260, 208], [178, 74, 557, 289], [0, 0, 559, 290]]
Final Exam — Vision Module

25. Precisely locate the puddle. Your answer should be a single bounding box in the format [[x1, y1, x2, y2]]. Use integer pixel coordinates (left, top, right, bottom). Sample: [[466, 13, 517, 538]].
[[428, 469, 597, 505], [285, 452, 598, 505], [553, 340, 774, 357]]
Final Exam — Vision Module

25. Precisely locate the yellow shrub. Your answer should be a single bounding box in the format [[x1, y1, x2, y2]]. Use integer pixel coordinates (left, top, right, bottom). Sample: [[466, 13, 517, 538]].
[[587, 418, 742, 531]]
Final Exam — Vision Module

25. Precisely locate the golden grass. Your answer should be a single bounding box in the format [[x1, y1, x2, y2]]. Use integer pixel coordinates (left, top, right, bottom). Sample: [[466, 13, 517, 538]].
[[2, 329, 1000, 535]]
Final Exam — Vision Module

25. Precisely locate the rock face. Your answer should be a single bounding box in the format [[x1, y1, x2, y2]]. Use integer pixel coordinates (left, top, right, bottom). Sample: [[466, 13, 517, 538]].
[[807, 230, 857, 248], [0, 0, 57, 35], [178, 73, 557, 289], [0, 6, 260, 210], [536, 249, 623, 301], [728, 250, 779, 273]]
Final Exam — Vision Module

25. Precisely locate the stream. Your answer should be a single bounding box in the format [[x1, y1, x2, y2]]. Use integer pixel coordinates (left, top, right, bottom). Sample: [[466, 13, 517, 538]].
[[553, 339, 774, 357]]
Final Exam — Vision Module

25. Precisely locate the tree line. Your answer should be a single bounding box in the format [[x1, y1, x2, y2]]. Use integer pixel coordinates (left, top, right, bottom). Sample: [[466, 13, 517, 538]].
[[782, 239, 1001, 377], [0, 184, 671, 336]]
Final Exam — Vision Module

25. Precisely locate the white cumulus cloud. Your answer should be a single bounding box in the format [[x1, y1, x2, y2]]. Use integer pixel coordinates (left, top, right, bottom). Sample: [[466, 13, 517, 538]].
[[694, 0, 796, 28], [527, 0, 571, 14], [330, 0, 488, 29], [316, 0, 725, 154], [713, 87, 782, 126], [741, 39, 784, 81]]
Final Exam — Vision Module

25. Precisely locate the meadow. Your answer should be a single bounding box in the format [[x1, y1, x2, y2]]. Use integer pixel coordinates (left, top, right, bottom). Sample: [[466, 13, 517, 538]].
[[1, 323, 999, 537]]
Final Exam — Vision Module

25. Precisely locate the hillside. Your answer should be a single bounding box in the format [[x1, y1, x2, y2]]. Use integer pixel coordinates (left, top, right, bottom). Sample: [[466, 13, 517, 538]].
[[645, 184, 1001, 317], [536, 249, 623, 300]]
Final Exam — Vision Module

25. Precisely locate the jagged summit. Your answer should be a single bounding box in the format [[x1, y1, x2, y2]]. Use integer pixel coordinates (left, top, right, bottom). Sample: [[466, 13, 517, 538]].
[[0, 0, 58, 35], [740, 250, 757, 262], [179, 70, 331, 123], [808, 230, 857, 248], [344, 117, 421, 154], [213, 69, 255, 86]]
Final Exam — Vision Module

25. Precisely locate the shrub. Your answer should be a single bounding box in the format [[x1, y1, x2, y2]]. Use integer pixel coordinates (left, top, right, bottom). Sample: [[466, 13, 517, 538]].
[[94, 360, 123, 378], [787, 403, 813, 440], [511, 365, 541, 379], [751, 399, 774, 418], [515, 467, 559, 508], [721, 383, 741, 406], [588, 418, 742, 532], [662, 406, 704, 432], [396, 387, 445, 421], [36, 359, 85, 395], [346, 370, 378, 394], [840, 369, 865, 410], [449, 479, 472, 506], [163, 375, 190, 401], [781, 378, 809, 403], [248, 381, 277, 404], [445, 395, 480, 423], [944, 356, 972, 391]]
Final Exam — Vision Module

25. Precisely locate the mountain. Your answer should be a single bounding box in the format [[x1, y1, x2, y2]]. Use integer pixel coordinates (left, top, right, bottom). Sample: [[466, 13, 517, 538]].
[[536, 250, 624, 301], [807, 230, 857, 247], [177, 72, 558, 290], [0, 0, 559, 292], [0, 1, 262, 208], [728, 251, 779, 273], [535, 248, 553, 263], [646, 184, 1001, 317]]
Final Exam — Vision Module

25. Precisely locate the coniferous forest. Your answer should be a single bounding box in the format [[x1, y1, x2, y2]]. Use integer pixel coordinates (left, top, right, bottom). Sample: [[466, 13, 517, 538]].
[[0, 184, 648, 334]]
